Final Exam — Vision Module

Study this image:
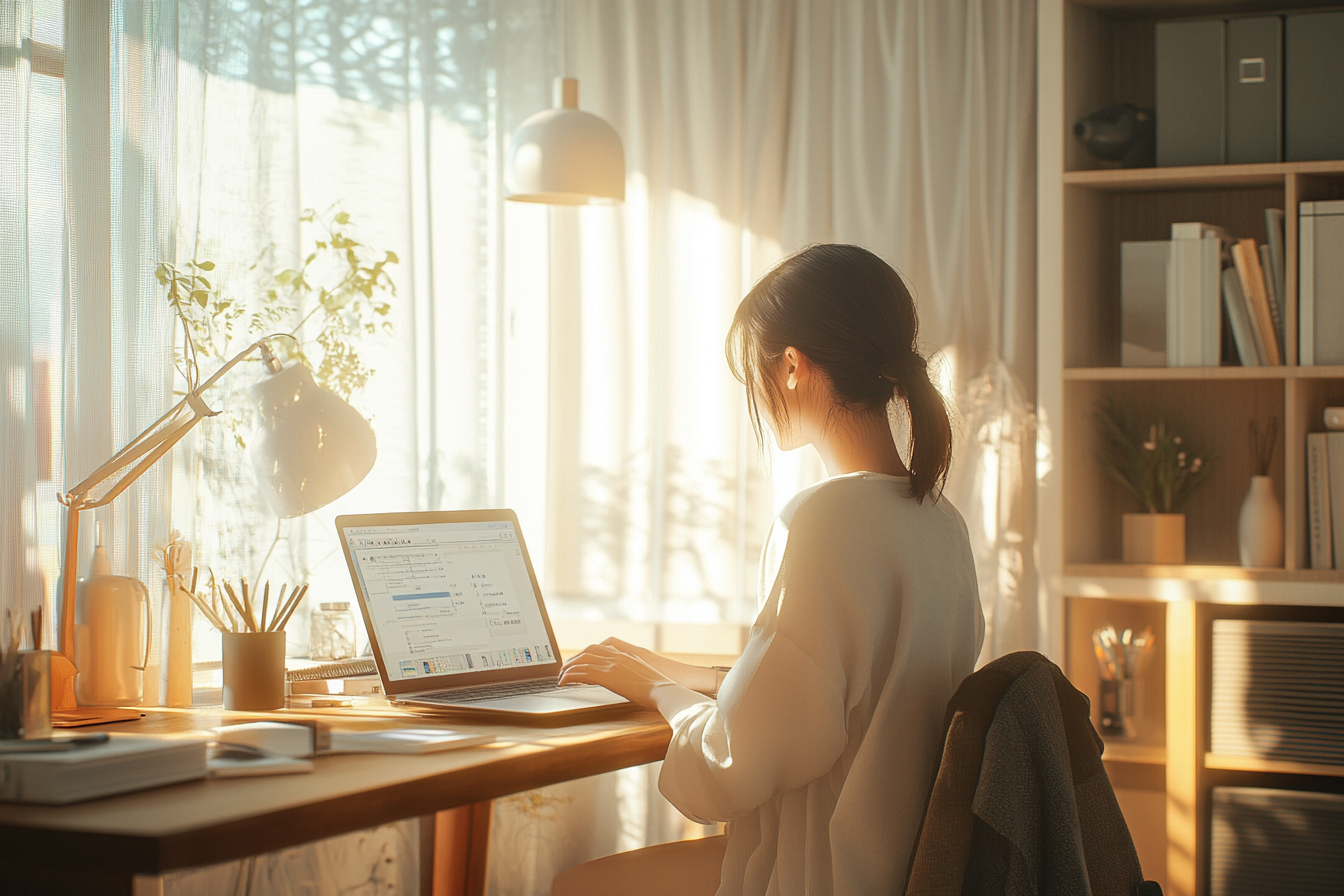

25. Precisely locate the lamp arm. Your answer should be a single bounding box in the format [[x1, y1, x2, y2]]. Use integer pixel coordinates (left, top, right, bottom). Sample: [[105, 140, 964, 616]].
[[55, 336, 289, 661]]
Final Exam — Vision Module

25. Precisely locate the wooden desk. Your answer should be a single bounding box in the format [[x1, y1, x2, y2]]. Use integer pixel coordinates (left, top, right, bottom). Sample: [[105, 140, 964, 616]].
[[0, 706, 671, 895]]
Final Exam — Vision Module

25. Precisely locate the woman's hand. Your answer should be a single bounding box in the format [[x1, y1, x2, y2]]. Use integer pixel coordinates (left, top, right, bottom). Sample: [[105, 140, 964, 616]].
[[558, 641, 676, 710]]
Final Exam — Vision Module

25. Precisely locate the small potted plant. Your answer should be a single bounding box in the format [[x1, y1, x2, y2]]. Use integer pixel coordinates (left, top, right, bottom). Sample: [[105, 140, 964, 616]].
[[1095, 398, 1210, 564]]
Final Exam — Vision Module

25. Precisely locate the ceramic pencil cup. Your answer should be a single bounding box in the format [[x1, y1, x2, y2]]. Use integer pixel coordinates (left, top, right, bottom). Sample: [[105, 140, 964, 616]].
[[221, 632, 286, 711]]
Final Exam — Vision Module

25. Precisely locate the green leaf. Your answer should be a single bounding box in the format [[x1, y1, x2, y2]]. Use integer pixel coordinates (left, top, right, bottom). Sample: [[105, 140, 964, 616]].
[[196, 260, 216, 271], [334, 211, 351, 225], [192, 290, 209, 307], [385, 250, 399, 264], [276, 269, 298, 285]]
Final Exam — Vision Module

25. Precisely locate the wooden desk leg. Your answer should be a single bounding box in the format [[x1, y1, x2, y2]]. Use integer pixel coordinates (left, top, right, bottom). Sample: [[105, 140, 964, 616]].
[[429, 801, 493, 896]]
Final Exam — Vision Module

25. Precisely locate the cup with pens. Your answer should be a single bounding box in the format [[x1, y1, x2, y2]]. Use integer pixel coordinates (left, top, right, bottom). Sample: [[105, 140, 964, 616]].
[[1092, 625, 1155, 739], [0, 608, 52, 740], [181, 569, 310, 711]]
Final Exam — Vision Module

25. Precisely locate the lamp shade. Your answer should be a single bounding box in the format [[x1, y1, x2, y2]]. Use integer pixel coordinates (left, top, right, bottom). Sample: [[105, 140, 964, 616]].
[[249, 363, 377, 518], [505, 77, 625, 205]]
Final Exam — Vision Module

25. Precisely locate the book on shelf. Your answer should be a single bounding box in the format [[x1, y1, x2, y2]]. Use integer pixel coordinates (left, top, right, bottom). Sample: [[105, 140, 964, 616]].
[[1330, 433, 1344, 573], [1232, 238, 1281, 366], [1120, 241, 1169, 367], [1221, 266, 1263, 366], [1258, 244, 1285, 360], [1299, 200, 1344, 366], [1307, 433, 1334, 570], [1167, 222, 1227, 367], [1264, 209, 1286, 317]]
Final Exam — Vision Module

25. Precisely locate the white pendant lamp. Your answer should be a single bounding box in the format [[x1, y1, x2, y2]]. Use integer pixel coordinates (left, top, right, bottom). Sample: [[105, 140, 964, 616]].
[[505, 76, 625, 205]]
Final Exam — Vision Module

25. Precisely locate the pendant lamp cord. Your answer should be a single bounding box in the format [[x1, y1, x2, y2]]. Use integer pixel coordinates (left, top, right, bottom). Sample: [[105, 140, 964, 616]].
[[558, 0, 566, 78]]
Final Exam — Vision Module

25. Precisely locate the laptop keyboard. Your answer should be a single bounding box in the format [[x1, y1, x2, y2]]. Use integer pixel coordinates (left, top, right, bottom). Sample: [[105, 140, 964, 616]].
[[410, 678, 604, 705]]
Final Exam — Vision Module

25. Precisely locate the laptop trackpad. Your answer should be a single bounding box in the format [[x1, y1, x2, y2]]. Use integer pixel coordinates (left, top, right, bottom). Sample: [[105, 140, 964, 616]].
[[467, 688, 630, 714]]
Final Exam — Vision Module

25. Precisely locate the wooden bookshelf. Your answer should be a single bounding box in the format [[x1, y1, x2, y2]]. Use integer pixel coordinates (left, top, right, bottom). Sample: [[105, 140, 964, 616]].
[[1066, 365, 1344, 381], [1040, 2, 1344, 894], [1064, 158, 1344, 190]]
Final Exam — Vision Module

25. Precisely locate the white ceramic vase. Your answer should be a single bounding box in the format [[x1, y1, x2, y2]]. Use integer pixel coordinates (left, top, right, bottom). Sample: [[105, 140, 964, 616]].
[[1238, 475, 1283, 567]]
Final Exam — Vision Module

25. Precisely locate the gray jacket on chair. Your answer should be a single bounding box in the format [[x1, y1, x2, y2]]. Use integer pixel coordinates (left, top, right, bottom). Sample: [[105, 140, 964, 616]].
[[902, 651, 1155, 896]]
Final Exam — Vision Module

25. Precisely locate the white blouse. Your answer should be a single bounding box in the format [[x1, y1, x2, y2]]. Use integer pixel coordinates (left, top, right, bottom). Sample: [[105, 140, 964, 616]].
[[652, 472, 984, 896]]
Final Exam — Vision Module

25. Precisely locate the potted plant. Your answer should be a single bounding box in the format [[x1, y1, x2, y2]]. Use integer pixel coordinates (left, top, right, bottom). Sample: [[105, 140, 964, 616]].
[[1095, 398, 1210, 564]]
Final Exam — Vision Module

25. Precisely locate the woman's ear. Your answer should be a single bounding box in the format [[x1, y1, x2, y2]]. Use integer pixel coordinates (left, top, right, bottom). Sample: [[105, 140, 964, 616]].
[[782, 346, 809, 391]]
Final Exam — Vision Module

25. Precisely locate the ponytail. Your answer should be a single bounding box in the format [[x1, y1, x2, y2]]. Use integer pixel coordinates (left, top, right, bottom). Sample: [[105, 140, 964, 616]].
[[880, 353, 952, 503], [728, 244, 953, 503]]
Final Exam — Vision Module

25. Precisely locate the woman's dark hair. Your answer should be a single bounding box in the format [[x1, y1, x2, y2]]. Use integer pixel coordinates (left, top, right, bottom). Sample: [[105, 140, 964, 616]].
[[726, 244, 953, 503]]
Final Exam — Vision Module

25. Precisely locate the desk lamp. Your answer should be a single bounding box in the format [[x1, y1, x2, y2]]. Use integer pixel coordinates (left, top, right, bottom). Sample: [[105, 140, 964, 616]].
[[52, 337, 377, 711]]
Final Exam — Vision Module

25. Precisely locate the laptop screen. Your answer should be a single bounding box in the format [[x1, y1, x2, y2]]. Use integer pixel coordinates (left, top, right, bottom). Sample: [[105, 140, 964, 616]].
[[339, 514, 559, 689]]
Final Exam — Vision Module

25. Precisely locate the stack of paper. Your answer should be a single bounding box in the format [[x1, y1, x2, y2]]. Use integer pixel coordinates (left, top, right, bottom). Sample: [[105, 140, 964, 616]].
[[1210, 620, 1344, 766], [0, 734, 208, 804]]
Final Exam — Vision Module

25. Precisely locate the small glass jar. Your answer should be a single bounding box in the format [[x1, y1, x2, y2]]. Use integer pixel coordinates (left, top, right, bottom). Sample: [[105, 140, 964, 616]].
[[310, 602, 357, 661]]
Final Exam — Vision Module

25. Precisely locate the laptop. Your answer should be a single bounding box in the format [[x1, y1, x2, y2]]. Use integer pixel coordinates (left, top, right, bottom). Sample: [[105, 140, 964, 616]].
[[334, 509, 631, 721]]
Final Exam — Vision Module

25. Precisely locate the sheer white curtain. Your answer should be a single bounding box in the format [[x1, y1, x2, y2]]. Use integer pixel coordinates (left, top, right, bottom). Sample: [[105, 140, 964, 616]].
[[556, 0, 1038, 657], [1, 0, 177, 664], [771, 0, 1040, 660]]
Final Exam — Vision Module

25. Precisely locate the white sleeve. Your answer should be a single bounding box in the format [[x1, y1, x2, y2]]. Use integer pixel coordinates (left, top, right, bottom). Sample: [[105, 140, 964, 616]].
[[654, 629, 849, 823], [653, 514, 854, 824]]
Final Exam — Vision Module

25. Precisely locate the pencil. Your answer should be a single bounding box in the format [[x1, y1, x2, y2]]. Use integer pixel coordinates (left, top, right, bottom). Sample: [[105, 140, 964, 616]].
[[223, 581, 249, 633], [267, 585, 289, 632], [274, 584, 309, 633], [260, 581, 271, 633], [241, 578, 258, 633], [185, 591, 229, 633], [271, 584, 304, 633]]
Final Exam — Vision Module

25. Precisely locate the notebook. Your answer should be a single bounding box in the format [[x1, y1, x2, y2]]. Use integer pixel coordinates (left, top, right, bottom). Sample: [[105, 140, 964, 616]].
[[335, 509, 631, 721]]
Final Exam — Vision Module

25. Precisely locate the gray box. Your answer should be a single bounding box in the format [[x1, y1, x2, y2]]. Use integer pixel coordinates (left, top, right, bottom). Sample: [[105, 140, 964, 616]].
[[1286, 12, 1344, 162], [1121, 241, 1169, 367], [1226, 17, 1282, 164], [1157, 20, 1226, 167], [1299, 200, 1344, 366]]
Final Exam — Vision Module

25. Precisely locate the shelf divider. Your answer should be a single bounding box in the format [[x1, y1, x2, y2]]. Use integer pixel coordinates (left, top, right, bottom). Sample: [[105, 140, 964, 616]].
[[1205, 754, 1344, 779]]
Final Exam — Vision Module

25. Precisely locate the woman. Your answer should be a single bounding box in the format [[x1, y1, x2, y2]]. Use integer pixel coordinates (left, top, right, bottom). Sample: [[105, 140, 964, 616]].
[[558, 244, 984, 896]]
